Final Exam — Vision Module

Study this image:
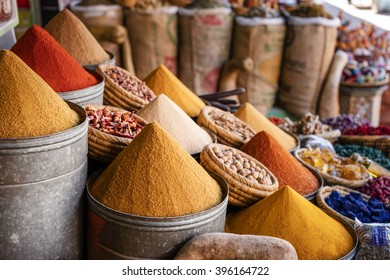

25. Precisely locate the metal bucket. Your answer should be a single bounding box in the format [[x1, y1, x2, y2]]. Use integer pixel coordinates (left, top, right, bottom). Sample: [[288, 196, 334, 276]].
[[0, 102, 88, 259], [86, 171, 229, 259], [58, 71, 105, 106]]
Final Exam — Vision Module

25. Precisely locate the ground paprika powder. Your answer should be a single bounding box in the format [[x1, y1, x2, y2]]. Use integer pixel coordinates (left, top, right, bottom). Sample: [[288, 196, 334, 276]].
[[11, 25, 99, 92], [241, 131, 319, 196]]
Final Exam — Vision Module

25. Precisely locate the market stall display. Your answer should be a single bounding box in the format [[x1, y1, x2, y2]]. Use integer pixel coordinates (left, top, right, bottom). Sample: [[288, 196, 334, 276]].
[[200, 143, 278, 207], [226, 186, 357, 260], [359, 177, 390, 206]]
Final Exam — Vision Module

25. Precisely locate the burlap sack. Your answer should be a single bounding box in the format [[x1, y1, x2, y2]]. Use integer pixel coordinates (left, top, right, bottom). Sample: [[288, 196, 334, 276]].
[[232, 17, 286, 115], [179, 8, 233, 95], [125, 7, 178, 79], [278, 16, 340, 117]]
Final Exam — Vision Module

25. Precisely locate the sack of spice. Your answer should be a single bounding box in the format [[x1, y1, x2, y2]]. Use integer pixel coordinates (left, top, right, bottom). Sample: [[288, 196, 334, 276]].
[[125, 2, 178, 79], [200, 143, 278, 207], [197, 106, 256, 148], [226, 5, 285, 115], [278, 4, 340, 117], [355, 221, 390, 260], [178, 0, 233, 95]]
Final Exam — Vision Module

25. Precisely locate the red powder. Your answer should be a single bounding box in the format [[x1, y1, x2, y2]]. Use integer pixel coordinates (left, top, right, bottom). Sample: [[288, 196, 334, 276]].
[[11, 25, 99, 92], [241, 131, 319, 196]]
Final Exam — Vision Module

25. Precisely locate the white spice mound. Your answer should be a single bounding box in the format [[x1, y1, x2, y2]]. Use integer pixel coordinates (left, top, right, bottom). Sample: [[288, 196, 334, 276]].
[[138, 94, 213, 154]]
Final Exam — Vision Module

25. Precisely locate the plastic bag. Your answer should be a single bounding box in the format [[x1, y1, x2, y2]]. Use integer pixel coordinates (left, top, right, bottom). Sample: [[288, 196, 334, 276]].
[[298, 135, 335, 153], [354, 219, 390, 260]]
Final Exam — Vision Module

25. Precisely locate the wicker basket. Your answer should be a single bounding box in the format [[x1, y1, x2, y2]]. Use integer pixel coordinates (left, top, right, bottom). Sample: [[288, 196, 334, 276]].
[[200, 143, 279, 207], [97, 64, 156, 112], [316, 185, 372, 226], [197, 106, 256, 149], [85, 105, 148, 163], [294, 148, 372, 188], [338, 135, 390, 158]]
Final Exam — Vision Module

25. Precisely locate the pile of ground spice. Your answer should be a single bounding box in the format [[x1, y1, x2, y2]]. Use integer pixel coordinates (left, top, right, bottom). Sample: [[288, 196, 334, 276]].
[[0, 50, 79, 138], [138, 94, 212, 154], [241, 131, 319, 196], [89, 122, 222, 217], [225, 186, 355, 260], [11, 25, 99, 92], [143, 65, 205, 118], [45, 9, 109, 65], [234, 103, 296, 151]]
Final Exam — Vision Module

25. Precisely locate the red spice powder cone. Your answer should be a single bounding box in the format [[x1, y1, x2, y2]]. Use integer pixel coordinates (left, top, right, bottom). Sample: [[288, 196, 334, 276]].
[[11, 25, 99, 92], [241, 130, 319, 196]]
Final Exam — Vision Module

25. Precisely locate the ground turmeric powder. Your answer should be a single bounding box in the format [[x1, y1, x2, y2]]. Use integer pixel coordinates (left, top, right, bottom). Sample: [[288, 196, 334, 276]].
[[143, 65, 205, 117], [225, 186, 355, 260], [90, 122, 222, 217]]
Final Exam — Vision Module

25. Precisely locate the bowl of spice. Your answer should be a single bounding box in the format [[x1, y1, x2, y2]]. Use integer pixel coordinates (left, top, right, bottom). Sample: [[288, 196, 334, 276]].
[[84, 104, 147, 162], [197, 106, 256, 148], [98, 64, 156, 112], [86, 122, 228, 259], [200, 143, 279, 207], [295, 147, 372, 188], [317, 185, 390, 226]]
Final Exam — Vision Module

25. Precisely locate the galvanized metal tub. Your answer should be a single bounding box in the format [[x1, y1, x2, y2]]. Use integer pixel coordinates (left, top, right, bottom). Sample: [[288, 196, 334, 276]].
[[86, 171, 229, 259], [0, 102, 88, 259], [58, 71, 105, 106]]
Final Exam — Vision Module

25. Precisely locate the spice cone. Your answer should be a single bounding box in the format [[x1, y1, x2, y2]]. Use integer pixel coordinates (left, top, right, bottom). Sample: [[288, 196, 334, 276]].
[[137, 94, 212, 154], [234, 103, 296, 151], [11, 25, 99, 92], [45, 9, 109, 65], [143, 65, 205, 117], [225, 186, 355, 260], [0, 50, 79, 138], [90, 122, 222, 217]]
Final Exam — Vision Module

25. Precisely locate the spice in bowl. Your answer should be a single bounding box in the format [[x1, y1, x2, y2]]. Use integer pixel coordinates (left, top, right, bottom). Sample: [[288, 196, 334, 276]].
[[105, 67, 156, 102], [85, 105, 143, 139]]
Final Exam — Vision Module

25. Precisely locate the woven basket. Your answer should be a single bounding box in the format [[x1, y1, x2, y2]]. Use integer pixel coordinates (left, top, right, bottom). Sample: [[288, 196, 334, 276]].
[[200, 143, 279, 207], [338, 135, 390, 158], [97, 64, 156, 112], [197, 106, 256, 149], [294, 148, 372, 188], [316, 185, 372, 226], [85, 105, 148, 163]]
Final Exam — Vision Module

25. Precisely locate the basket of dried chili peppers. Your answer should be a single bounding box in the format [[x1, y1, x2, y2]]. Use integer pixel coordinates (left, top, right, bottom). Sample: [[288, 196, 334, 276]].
[[84, 105, 148, 162]]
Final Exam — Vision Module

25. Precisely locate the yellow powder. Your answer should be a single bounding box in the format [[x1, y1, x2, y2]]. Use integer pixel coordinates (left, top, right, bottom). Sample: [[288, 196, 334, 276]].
[[45, 9, 110, 65], [0, 50, 79, 138], [90, 122, 222, 217], [225, 186, 355, 260], [143, 65, 205, 117], [234, 103, 296, 151]]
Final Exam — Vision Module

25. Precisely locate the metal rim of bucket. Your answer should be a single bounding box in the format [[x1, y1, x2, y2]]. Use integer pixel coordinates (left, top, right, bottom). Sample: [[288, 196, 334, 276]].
[[333, 214, 359, 260], [86, 169, 229, 230], [82, 50, 116, 71], [0, 102, 87, 150], [57, 70, 104, 101]]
